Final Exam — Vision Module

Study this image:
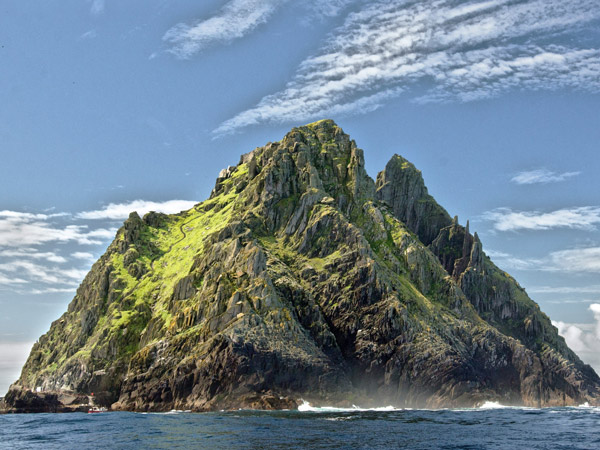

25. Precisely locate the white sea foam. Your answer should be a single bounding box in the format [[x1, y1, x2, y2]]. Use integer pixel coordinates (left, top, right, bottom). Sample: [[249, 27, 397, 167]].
[[297, 399, 542, 412], [570, 403, 600, 412], [478, 401, 509, 410], [297, 399, 537, 412], [140, 409, 190, 415], [474, 401, 544, 411], [297, 401, 400, 412]]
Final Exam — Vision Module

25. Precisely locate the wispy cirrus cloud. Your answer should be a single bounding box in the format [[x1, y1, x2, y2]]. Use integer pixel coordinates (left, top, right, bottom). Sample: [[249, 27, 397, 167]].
[[165, 0, 280, 58], [483, 206, 600, 232], [214, 0, 600, 135], [163, 0, 358, 59], [80, 30, 97, 40], [511, 169, 581, 185], [77, 199, 198, 220], [89, 0, 105, 16], [164, 0, 289, 59], [310, 0, 358, 18]]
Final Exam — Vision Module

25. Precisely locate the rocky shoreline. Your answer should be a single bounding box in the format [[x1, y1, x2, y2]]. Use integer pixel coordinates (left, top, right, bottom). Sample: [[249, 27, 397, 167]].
[[3, 387, 597, 414], [1, 387, 91, 414]]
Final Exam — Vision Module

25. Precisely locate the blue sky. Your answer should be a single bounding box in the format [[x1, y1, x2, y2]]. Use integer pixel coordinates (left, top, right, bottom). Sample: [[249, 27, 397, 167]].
[[1, 0, 599, 395]]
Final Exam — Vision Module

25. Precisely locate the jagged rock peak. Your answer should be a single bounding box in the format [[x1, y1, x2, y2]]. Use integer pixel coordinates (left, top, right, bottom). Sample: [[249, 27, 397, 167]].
[[376, 154, 452, 245], [210, 120, 375, 225]]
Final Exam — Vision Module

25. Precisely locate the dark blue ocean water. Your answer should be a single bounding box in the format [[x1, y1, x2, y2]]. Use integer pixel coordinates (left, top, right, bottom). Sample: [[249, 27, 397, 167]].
[[1, 403, 599, 449]]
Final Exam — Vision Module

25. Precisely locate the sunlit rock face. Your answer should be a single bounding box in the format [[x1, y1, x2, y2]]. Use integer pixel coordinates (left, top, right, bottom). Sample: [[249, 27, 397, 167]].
[[6, 120, 600, 413]]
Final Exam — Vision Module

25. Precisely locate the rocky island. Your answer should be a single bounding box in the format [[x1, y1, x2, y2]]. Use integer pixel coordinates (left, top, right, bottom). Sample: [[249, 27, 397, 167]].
[[4, 120, 599, 413]]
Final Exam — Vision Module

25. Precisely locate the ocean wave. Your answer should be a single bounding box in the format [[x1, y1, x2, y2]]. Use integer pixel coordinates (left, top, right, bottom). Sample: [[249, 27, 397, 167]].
[[140, 410, 191, 415], [477, 401, 510, 410], [570, 402, 600, 412], [471, 402, 543, 411], [297, 401, 402, 412], [297, 399, 540, 412], [473, 402, 599, 412]]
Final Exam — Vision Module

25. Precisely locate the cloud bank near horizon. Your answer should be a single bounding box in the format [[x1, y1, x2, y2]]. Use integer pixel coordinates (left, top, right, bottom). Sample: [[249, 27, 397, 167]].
[[202, 0, 600, 135], [554, 304, 600, 373], [77, 199, 198, 220]]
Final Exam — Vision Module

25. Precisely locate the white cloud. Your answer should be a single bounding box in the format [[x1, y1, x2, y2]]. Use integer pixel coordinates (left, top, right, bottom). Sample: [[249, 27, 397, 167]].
[[0, 211, 115, 293], [0, 212, 115, 247], [553, 321, 589, 353], [546, 298, 598, 305], [553, 303, 600, 373], [77, 200, 197, 220], [591, 304, 600, 340], [90, 0, 105, 16], [72, 252, 94, 260], [310, 0, 358, 18], [0, 249, 67, 264], [486, 246, 600, 274], [482, 207, 600, 232], [0, 261, 86, 286], [84, 228, 116, 240], [550, 247, 600, 273], [80, 30, 97, 40], [511, 169, 581, 185], [26, 287, 77, 295], [0, 211, 67, 220], [164, 0, 357, 58], [529, 285, 600, 295], [0, 275, 27, 285], [164, 0, 285, 58], [213, 0, 600, 135]]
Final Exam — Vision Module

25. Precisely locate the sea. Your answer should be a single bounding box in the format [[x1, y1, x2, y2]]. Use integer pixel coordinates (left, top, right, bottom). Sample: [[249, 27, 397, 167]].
[[1, 402, 599, 449]]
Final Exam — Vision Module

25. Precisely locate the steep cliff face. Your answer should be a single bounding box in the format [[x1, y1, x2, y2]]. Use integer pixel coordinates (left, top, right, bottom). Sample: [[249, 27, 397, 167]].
[[7, 120, 600, 412], [376, 155, 600, 406]]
